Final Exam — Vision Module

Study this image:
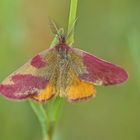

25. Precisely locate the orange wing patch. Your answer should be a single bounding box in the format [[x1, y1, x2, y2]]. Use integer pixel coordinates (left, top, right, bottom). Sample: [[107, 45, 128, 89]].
[[66, 77, 96, 102], [32, 83, 55, 102]]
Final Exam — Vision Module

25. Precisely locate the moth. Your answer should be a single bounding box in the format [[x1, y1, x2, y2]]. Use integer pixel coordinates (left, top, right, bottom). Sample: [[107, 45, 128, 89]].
[[0, 29, 128, 102]]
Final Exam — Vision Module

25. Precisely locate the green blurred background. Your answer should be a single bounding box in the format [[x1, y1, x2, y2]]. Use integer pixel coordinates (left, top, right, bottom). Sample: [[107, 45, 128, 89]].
[[0, 0, 140, 140]]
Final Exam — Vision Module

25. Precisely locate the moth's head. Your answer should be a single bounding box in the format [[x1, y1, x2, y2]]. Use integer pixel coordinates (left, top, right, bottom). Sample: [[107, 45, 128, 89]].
[[55, 41, 69, 53], [55, 34, 70, 57], [58, 35, 66, 44]]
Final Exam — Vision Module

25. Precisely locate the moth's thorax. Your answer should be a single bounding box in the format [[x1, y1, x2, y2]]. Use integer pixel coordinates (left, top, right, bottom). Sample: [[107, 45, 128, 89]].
[[55, 43, 70, 63]]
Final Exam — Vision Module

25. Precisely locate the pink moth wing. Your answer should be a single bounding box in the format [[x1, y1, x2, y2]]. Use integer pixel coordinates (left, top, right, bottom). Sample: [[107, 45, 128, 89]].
[[0, 48, 54, 100], [72, 48, 128, 86]]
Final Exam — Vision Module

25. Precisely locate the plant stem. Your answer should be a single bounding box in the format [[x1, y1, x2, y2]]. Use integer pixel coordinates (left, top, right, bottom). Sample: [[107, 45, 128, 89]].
[[67, 0, 78, 45], [29, 101, 50, 140], [29, 0, 79, 140]]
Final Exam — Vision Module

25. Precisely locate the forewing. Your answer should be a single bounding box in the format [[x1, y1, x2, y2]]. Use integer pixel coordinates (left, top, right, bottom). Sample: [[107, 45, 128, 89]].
[[72, 48, 128, 86], [0, 48, 57, 101]]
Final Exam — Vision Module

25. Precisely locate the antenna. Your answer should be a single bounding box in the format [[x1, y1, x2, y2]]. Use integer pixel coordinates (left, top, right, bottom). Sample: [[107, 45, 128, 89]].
[[49, 18, 59, 35]]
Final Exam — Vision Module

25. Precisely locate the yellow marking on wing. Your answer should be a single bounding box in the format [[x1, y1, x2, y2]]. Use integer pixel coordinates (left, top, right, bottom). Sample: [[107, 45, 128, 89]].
[[32, 83, 55, 102], [66, 76, 96, 101]]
